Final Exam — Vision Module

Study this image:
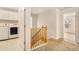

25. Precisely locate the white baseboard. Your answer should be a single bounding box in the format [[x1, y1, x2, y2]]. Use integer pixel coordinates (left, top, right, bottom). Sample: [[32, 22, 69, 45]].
[[48, 37, 63, 40], [31, 42, 48, 51], [64, 39, 77, 45]]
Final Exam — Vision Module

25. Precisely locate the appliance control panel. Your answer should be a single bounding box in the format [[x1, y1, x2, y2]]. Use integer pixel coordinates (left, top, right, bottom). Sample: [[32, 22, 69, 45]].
[[0, 23, 8, 27]]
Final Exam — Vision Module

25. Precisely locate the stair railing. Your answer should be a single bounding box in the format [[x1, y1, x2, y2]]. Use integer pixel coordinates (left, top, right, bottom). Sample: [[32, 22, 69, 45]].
[[31, 26, 47, 48]]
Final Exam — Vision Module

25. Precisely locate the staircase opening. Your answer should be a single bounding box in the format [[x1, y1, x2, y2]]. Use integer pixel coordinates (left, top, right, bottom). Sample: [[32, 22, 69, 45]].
[[31, 26, 48, 49]]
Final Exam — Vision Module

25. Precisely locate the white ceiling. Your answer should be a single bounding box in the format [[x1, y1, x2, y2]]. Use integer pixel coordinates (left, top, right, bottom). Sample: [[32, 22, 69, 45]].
[[0, 7, 75, 14], [31, 7, 72, 14], [31, 7, 49, 14]]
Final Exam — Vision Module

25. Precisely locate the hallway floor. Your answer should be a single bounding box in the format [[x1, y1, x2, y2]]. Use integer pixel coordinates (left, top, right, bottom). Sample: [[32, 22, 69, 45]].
[[33, 38, 79, 51]]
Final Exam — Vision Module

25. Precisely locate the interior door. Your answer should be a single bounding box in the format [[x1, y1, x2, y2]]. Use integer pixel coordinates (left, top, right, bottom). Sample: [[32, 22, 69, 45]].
[[63, 12, 75, 43]]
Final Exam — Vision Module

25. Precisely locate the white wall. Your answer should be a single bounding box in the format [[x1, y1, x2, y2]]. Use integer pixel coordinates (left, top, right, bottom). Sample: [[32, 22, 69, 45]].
[[56, 9, 64, 39], [59, 10, 64, 38], [37, 8, 57, 39], [25, 8, 32, 51], [37, 8, 64, 39], [75, 11, 79, 43], [18, 7, 25, 51], [32, 14, 38, 28]]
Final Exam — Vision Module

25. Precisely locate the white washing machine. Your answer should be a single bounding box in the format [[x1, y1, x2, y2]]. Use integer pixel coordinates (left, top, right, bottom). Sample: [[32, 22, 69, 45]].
[[0, 23, 9, 40]]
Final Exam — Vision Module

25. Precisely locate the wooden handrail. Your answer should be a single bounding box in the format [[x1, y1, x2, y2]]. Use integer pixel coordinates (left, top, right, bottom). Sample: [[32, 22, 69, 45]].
[[32, 28, 41, 39]]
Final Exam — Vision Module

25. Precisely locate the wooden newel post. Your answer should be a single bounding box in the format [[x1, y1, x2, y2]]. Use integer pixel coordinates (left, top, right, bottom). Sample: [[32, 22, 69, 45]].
[[45, 25, 47, 42]]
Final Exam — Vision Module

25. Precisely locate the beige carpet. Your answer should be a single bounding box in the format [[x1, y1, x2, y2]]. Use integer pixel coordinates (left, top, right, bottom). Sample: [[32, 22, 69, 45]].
[[33, 38, 79, 51]]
